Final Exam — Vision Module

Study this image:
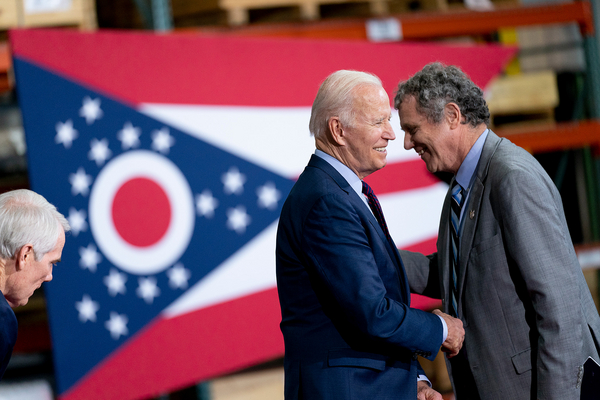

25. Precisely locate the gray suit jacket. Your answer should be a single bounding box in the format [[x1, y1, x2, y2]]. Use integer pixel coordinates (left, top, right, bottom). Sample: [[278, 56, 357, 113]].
[[401, 131, 600, 400]]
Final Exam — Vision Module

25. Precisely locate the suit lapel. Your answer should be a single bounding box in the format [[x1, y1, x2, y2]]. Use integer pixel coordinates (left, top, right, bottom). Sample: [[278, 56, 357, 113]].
[[456, 132, 502, 303], [349, 185, 410, 303], [309, 155, 410, 302], [439, 186, 453, 312]]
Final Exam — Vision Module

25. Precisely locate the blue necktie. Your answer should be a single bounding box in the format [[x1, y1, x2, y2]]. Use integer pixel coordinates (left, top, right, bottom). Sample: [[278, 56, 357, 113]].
[[449, 182, 464, 317], [362, 181, 393, 246]]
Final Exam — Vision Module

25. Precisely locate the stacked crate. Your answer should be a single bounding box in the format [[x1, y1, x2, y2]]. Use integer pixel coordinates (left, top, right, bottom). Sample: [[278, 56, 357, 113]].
[[0, 0, 97, 30], [485, 71, 560, 131], [0, 0, 97, 94]]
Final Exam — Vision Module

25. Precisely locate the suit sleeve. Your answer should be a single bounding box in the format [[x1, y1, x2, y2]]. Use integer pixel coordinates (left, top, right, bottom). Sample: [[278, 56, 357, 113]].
[[495, 167, 584, 398], [399, 250, 442, 299], [301, 193, 443, 360]]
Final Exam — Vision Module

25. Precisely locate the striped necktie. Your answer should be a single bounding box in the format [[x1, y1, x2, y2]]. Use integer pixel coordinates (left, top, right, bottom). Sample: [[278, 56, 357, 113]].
[[449, 182, 464, 317], [362, 181, 393, 246]]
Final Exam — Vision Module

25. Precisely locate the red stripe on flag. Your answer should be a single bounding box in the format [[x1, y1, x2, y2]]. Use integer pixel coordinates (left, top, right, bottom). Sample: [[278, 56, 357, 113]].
[[60, 289, 284, 400], [364, 158, 440, 195], [402, 235, 437, 254], [9, 29, 516, 107]]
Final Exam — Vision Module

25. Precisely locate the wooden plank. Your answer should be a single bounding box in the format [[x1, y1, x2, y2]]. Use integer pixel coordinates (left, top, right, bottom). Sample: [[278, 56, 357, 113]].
[[486, 71, 559, 116], [219, 0, 389, 25], [211, 367, 284, 400], [20, 0, 97, 29], [0, 0, 19, 29]]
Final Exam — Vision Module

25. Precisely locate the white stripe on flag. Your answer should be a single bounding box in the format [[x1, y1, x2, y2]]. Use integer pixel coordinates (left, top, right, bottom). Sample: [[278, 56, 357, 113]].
[[380, 181, 448, 249], [139, 104, 418, 179]]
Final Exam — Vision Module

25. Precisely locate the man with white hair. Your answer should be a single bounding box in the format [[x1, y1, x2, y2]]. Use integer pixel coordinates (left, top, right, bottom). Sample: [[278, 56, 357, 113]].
[[276, 70, 464, 400], [0, 189, 70, 380]]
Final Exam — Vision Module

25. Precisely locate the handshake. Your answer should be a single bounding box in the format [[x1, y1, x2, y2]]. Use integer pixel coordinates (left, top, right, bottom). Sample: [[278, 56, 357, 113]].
[[433, 309, 465, 358]]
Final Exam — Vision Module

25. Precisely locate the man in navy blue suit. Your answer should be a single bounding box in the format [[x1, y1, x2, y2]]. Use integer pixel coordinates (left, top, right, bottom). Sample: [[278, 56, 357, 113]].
[[276, 70, 465, 400]]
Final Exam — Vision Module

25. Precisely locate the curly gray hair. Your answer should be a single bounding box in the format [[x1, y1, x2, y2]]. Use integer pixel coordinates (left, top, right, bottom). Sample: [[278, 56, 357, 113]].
[[394, 62, 490, 128]]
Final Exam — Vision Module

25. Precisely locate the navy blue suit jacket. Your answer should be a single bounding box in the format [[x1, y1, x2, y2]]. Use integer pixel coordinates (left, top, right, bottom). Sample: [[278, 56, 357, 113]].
[[276, 155, 443, 400], [0, 291, 17, 381]]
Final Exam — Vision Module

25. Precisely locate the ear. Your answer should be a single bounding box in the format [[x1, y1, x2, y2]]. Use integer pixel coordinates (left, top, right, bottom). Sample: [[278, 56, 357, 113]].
[[327, 116, 346, 146], [444, 102, 462, 129], [15, 244, 34, 271]]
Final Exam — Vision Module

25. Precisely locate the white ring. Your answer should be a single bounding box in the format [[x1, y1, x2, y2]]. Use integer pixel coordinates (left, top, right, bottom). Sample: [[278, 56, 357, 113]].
[[89, 150, 195, 275]]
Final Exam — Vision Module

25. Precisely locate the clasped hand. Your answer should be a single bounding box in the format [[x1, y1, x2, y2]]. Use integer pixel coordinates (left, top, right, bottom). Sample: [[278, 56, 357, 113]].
[[433, 309, 464, 358]]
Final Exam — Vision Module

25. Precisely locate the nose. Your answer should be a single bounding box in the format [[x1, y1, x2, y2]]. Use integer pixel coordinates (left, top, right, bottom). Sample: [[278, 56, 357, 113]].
[[383, 121, 396, 140], [404, 132, 414, 150]]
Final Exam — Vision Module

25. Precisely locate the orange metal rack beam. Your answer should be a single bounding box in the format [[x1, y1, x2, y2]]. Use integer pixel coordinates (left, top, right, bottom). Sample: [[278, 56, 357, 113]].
[[196, 2, 595, 40], [495, 120, 600, 154]]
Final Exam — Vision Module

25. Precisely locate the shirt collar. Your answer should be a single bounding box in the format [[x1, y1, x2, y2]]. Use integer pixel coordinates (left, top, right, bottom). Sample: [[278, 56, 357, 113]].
[[314, 149, 364, 199], [455, 129, 488, 190]]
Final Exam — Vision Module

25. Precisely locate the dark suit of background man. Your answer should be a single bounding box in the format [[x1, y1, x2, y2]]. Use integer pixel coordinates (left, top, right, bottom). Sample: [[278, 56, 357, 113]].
[[395, 62, 600, 400], [276, 69, 465, 400], [0, 189, 70, 380]]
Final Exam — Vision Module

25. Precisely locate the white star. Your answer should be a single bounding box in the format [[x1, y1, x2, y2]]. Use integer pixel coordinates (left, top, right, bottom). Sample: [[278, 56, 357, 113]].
[[117, 122, 141, 150], [196, 190, 219, 218], [105, 312, 128, 340], [222, 167, 246, 195], [80, 96, 103, 125], [69, 167, 93, 196], [151, 127, 175, 154], [67, 207, 87, 237], [226, 205, 251, 234], [75, 294, 99, 323], [257, 182, 281, 210], [167, 263, 191, 290], [55, 119, 78, 148], [104, 268, 127, 297], [79, 243, 102, 272], [88, 138, 112, 166], [136, 277, 161, 304]]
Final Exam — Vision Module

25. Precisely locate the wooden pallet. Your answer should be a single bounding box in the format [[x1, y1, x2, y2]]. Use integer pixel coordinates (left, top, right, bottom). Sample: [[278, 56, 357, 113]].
[[211, 366, 284, 400], [485, 70, 559, 130], [0, 0, 97, 30], [216, 0, 390, 25]]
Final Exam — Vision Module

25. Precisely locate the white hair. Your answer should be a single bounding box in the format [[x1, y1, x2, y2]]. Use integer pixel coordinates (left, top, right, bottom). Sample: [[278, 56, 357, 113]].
[[309, 70, 383, 140], [0, 189, 70, 261]]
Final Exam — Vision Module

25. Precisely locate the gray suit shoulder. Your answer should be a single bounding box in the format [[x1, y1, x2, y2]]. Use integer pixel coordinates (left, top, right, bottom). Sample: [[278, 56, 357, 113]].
[[485, 136, 557, 193]]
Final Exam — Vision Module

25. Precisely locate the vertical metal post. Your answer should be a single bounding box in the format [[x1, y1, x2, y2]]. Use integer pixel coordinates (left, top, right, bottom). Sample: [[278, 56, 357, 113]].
[[151, 0, 173, 32], [197, 382, 211, 400]]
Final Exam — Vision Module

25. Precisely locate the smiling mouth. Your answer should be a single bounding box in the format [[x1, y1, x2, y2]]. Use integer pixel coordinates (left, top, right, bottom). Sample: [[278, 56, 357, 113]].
[[374, 147, 387, 153], [417, 149, 425, 156]]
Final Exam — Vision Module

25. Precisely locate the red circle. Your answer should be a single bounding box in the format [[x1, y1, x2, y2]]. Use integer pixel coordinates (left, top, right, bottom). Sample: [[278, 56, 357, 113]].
[[111, 177, 171, 247]]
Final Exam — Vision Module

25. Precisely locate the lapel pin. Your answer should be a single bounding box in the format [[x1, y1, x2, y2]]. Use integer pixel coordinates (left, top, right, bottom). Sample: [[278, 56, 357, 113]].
[[469, 210, 475, 219]]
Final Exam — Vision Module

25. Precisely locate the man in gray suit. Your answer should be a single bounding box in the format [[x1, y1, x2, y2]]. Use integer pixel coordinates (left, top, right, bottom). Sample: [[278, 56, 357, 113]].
[[394, 62, 600, 400]]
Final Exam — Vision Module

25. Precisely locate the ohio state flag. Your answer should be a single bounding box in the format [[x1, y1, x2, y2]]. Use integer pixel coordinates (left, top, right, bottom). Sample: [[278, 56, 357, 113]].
[[9, 28, 514, 400]]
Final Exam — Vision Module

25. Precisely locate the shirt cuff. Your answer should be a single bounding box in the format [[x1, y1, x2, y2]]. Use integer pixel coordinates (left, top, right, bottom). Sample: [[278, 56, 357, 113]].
[[417, 374, 432, 386], [438, 314, 448, 342]]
